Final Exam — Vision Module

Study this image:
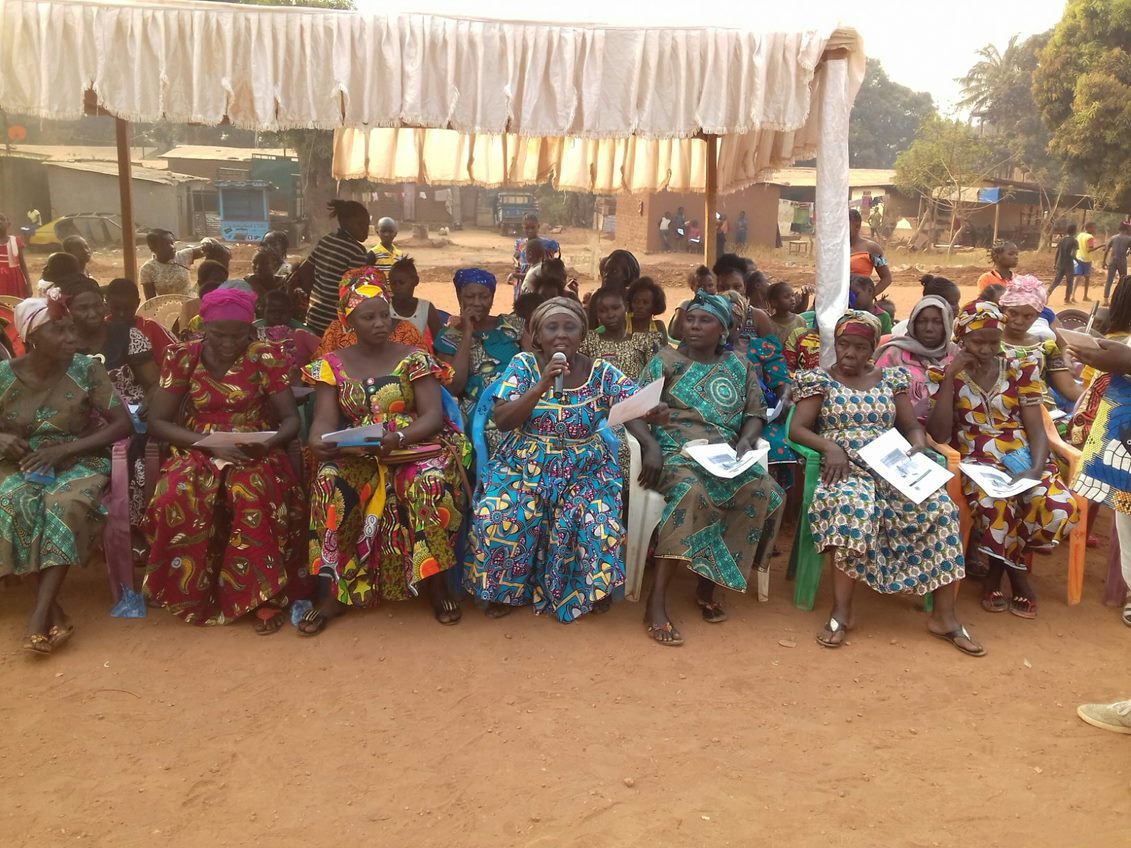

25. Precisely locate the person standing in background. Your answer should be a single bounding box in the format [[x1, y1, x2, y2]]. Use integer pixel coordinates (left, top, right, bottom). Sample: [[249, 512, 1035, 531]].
[[291, 200, 371, 336], [138, 230, 207, 300], [672, 207, 686, 252], [659, 211, 672, 251], [0, 214, 30, 298], [62, 235, 94, 279], [1049, 223, 1079, 302], [1102, 221, 1131, 307], [370, 217, 402, 274], [716, 213, 729, 257], [1073, 222, 1099, 304], [734, 211, 748, 251]]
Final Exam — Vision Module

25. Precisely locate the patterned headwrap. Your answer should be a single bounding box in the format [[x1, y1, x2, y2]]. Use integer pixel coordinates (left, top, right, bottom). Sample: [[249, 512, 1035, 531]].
[[954, 300, 1003, 340], [200, 288, 257, 324], [14, 290, 68, 342], [834, 310, 883, 347], [337, 266, 390, 321], [542, 239, 561, 256], [685, 290, 733, 330], [998, 274, 1047, 311], [528, 296, 588, 347], [453, 268, 497, 294]]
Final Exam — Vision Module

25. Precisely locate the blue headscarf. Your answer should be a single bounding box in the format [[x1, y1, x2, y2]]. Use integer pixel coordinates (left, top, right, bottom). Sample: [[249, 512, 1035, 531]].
[[685, 290, 733, 330], [542, 239, 561, 257], [454, 268, 497, 293]]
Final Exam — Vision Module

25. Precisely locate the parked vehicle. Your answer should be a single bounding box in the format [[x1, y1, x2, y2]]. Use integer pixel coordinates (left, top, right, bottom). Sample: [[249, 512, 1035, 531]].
[[27, 212, 148, 252], [494, 192, 538, 235]]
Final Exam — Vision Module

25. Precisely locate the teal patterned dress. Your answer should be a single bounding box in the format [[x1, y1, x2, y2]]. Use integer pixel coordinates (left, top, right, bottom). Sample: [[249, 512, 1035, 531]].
[[0, 355, 118, 575], [466, 352, 636, 621], [641, 347, 783, 591], [793, 367, 964, 594]]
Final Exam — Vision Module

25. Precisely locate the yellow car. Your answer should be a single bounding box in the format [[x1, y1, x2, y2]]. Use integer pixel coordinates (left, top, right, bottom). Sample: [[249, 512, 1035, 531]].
[[27, 212, 147, 252]]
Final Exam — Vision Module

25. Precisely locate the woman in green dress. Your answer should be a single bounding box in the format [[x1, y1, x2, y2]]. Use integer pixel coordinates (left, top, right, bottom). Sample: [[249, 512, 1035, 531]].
[[635, 291, 784, 646], [0, 294, 131, 654]]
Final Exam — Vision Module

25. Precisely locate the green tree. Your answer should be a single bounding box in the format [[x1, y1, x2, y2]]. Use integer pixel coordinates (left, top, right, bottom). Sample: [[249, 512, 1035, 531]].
[[849, 59, 935, 169], [894, 117, 1002, 252], [1033, 0, 1131, 210], [958, 32, 1085, 246]]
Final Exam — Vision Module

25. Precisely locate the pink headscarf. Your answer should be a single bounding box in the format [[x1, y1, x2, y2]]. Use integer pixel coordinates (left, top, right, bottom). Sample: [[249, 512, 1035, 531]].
[[200, 288, 257, 324], [998, 274, 1047, 312]]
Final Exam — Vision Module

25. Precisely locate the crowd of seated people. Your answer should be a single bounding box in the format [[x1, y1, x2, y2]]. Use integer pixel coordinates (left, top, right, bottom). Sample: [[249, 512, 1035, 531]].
[[3, 204, 1110, 662]]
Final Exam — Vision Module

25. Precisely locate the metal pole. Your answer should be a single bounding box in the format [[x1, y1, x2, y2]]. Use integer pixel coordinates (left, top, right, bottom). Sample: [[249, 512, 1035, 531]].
[[704, 134, 718, 267], [115, 117, 138, 282], [992, 202, 1000, 244]]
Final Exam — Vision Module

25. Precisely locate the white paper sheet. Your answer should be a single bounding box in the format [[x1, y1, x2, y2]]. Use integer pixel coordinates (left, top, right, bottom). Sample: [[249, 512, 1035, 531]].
[[194, 431, 277, 448], [607, 378, 664, 429], [321, 423, 386, 447], [681, 441, 769, 479], [1058, 328, 1101, 350], [856, 429, 952, 505], [960, 462, 1042, 498]]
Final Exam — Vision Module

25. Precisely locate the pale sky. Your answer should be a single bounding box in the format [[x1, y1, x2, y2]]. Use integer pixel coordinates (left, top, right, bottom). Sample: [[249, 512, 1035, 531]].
[[366, 0, 1070, 113]]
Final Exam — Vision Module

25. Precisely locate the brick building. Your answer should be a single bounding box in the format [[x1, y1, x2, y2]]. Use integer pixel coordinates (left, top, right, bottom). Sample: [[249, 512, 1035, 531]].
[[615, 184, 782, 256]]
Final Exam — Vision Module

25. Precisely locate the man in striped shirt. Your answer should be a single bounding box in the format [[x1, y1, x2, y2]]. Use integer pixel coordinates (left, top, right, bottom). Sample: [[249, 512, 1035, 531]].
[[294, 200, 372, 335]]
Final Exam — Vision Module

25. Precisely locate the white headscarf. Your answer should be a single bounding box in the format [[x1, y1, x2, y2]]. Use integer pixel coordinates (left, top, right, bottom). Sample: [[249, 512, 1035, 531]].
[[13, 297, 53, 342]]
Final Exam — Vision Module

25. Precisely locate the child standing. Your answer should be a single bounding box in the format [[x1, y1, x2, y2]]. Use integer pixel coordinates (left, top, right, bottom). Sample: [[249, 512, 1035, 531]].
[[766, 281, 806, 345]]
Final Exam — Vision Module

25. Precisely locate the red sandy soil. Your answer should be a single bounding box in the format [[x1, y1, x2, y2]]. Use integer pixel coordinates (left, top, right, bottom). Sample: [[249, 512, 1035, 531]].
[[3, 231, 1124, 848]]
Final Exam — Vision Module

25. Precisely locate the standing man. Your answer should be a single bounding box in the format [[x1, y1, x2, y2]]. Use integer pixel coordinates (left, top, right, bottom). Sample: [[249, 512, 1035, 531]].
[[659, 211, 672, 251], [1049, 223, 1079, 303], [1102, 221, 1131, 306], [370, 216, 402, 274], [1074, 221, 1099, 303], [716, 213, 728, 257], [672, 206, 686, 252], [138, 230, 206, 299], [735, 211, 749, 251]]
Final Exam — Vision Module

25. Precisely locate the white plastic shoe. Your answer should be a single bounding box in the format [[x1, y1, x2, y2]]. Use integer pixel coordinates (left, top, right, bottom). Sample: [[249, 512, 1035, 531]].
[[1076, 700, 1131, 735]]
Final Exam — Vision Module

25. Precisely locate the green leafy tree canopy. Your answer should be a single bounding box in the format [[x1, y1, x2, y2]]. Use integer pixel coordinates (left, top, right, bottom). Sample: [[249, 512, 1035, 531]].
[[849, 58, 935, 169]]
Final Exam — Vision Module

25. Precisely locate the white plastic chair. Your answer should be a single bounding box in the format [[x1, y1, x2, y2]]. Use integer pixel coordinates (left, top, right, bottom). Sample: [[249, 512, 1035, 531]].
[[624, 434, 769, 602]]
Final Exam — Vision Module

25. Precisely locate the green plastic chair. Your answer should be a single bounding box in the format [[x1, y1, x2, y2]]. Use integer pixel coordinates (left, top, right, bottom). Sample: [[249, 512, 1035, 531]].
[[785, 405, 940, 612]]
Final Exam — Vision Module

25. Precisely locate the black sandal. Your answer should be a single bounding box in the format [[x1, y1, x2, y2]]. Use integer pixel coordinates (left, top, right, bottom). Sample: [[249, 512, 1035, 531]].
[[929, 624, 986, 657], [297, 609, 329, 637], [254, 612, 285, 636], [816, 616, 847, 648], [697, 599, 728, 623], [434, 599, 462, 626]]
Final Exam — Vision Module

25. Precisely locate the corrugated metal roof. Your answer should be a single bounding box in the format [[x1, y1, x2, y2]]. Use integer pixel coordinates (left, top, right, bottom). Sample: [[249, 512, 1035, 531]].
[[43, 160, 207, 185], [770, 167, 897, 188], [162, 145, 290, 162], [3, 144, 147, 162]]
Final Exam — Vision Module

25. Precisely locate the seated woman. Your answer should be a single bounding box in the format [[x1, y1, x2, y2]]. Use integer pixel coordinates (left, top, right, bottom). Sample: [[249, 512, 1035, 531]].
[[53, 275, 159, 549], [303, 275, 469, 633], [143, 289, 310, 633], [789, 312, 978, 655], [998, 275, 1080, 412], [433, 269, 523, 454], [466, 298, 660, 622], [890, 275, 961, 337], [635, 292, 784, 646], [312, 266, 426, 359], [874, 295, 956, 422], [0, 294, 131, 653], [927, 302, 1080, 620]]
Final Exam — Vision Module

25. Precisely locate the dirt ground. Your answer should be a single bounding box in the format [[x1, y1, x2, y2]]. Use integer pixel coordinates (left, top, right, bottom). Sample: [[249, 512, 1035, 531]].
[[5, 231, 1127, 848]]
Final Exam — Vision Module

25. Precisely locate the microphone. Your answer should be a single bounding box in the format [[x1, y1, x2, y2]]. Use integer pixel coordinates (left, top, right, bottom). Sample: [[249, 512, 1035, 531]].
[[550, 351, 567, 395]]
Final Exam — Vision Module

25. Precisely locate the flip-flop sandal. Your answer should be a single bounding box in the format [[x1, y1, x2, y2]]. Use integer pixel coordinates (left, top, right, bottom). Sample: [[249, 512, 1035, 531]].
[[645, 621, 684, 647], [297, 609, 329, 637], [930, 625, 986, 657], [47, 622, 75, 649], [21, 633, 52, 655], [485, 603, 513, 619], [981, 591, 1008, 613], [592, 597, 613, 615], [1122, 601, 1131, 628], [1010, 596, 1038, 620], [816, 616, 847, 648], [697, 599, 728, 623], [254, 611, 285, 635], [434, 599, 462, 626]]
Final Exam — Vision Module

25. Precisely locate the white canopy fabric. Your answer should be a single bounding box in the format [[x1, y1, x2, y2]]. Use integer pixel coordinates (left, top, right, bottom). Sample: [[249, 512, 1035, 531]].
[[0, 0, 863, 361]]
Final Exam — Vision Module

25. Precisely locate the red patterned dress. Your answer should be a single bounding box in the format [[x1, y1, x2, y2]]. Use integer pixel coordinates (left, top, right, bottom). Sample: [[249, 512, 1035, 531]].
[[305, 349, 469, 606], [143, 340, 310, 624]]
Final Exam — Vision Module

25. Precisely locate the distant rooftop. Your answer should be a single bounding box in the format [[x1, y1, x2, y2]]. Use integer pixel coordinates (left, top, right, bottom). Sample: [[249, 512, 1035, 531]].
[[43, 160, 207, 185], [770, 168, 898, 189], [3, 144, 147, 163], [162, 145, 290, 162]]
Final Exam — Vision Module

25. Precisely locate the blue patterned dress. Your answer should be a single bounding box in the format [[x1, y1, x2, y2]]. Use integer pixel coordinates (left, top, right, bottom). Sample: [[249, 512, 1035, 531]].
[[794, 367, 964, 594], [465, 352, 636, 621]]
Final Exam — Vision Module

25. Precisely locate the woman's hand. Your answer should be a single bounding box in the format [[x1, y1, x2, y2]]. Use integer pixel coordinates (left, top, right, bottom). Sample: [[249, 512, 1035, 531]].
[[944, 350, 979, 379], [1068, 337, 1131, 375], [538, 356, 570, 394], [208, 446, 249, 464], [819, 443, 850, 486], [734, 436, 756, 458], [642, 402, 670, 425], [638, 441, 664, 490], [377, 432, 405, 455], [19, 443, 73, 474], [236, 441, 269, 460], [311, 437, 340, 462], [1010, 464, 1044, 485], [0, 433, 30, 461]]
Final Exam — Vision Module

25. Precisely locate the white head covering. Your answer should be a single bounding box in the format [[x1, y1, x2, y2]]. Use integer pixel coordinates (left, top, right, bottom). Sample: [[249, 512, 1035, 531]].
[[13, 297, 53, 342]]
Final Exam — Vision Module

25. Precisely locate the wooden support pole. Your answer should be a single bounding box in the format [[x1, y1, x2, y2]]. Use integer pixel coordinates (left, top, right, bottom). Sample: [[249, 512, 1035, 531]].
[[704, 134, 718, 267], [115, 117, 138, 282], [992, 202, 1001, 244]]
